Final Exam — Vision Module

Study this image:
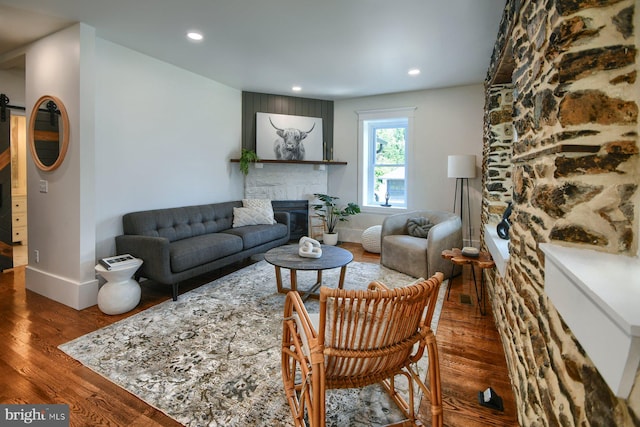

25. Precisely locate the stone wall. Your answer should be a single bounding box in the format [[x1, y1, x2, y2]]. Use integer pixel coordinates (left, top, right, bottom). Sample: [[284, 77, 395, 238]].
[[483, 83, 515, 228], [482, 0, 640, 425], [243, 163, 327, 201]]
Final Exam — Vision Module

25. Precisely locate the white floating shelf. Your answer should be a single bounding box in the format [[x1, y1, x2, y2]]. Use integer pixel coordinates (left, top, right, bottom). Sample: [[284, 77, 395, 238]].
[[484, 224, 509, 276], [541, 243, 640, 398]]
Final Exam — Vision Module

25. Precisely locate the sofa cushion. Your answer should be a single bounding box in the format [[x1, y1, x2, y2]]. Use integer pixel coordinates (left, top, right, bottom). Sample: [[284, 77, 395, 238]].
[[242, 199, 276, 224], [222, 223, 289, 250], [407, 217, 433, 238], [170, 233, 243, 273], [232, 207, 275, 227]]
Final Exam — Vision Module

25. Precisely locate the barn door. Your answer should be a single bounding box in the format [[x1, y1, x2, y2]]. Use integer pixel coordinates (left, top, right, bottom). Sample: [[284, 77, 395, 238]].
[[0, 111, 13, 271]]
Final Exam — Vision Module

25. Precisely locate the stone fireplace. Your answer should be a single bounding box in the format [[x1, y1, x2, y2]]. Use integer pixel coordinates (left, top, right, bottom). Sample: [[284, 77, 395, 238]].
[[244, 163, 328, 239], [271, 200, 309, 241]]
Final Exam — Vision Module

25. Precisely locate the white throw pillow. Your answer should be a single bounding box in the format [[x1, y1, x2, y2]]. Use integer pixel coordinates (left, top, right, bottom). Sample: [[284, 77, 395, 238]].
[[242, 199, 276, 224], [233, 207, 275, 228]]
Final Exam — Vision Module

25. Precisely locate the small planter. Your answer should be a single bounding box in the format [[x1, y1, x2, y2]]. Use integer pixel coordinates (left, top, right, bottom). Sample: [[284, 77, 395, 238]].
[[323, 232, 339, 246]]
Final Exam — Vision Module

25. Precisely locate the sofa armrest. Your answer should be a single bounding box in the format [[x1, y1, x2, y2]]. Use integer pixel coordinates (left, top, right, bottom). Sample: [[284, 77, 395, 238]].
[[115, 235, 173, 283], [274, 211, 290, 228]]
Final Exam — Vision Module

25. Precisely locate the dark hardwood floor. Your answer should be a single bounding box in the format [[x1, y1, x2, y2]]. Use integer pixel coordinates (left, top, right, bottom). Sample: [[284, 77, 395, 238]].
[[0, 244, 518, 426]]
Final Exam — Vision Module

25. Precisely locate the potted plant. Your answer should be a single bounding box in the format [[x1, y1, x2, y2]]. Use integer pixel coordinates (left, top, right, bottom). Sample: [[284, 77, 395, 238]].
[[311, 193, 360, 245], [239, 148, 260, 175]]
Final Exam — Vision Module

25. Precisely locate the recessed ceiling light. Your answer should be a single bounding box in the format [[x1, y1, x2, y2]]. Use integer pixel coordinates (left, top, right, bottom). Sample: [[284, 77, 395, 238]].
[[187, 31, 203, 41], [292, 86, 302, 92], [408, 68, 421, 76]]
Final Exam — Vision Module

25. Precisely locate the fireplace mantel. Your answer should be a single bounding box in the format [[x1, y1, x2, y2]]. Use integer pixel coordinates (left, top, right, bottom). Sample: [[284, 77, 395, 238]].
[[230, 159, 347, 165]]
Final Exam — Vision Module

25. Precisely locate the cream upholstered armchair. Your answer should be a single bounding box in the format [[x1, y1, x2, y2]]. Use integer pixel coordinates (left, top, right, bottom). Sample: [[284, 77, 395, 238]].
[[381, 210, 462, 280]]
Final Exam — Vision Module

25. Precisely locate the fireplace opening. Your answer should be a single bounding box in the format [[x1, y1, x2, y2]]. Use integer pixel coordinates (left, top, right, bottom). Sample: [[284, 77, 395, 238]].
[[272, 200, 309, 242]]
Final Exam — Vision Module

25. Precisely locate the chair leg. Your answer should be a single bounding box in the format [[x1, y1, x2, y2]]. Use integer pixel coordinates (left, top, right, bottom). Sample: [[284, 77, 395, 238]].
[[424, 333, 443, 427], [282, 318, 307, 426], [282, 315, 326, 426]]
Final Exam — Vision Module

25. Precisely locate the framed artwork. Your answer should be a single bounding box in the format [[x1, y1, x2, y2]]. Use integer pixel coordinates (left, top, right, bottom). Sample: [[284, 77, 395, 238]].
[[256, 112, 323, 161]]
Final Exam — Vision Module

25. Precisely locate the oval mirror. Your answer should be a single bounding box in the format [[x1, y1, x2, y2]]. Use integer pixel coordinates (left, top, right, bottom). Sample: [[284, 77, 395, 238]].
[[28, 95, 69, 171]]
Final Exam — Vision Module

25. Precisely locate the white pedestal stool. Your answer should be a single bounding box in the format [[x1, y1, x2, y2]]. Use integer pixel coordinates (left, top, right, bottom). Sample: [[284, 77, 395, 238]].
[[95, 258, 143, 315]]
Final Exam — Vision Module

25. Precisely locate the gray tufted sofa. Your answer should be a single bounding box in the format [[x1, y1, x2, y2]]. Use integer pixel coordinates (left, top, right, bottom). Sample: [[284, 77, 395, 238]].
[[115, 201, 290, 301], [380, 210, 462, 280]]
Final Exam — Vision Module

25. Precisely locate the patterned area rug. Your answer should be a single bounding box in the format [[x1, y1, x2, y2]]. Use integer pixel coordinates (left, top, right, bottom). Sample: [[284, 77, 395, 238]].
[[59, 260, 447, 427]]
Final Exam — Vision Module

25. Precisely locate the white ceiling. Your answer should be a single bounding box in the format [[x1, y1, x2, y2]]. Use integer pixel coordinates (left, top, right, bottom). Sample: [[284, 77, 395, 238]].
[[0, 0, 505, 100]]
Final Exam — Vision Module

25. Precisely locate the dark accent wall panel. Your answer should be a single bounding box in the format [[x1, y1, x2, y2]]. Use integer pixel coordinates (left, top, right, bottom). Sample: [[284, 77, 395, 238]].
[[242, 91, 334, 160]]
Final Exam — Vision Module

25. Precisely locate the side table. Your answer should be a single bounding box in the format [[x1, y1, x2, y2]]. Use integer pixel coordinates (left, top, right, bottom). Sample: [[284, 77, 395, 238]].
[[95, 258, 143, 315], [441, 248, 495, 315]]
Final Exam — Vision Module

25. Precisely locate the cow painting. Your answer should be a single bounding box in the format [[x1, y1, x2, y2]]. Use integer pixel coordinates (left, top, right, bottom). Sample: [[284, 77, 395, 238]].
[[270, 117, 316, 161]]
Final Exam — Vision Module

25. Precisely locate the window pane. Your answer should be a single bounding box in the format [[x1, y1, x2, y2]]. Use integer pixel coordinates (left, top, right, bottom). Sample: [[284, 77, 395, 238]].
[[361, 114, 409, 209], [369, 166, 405, 206], [375, 128, 405, 166]]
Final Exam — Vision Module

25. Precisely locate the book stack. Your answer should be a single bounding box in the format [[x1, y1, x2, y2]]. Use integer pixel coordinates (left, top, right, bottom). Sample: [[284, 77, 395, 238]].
[[99, 254, 139, 270]]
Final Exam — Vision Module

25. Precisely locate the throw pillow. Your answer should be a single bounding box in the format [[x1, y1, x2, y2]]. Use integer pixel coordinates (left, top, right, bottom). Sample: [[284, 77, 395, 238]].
[[233, 207, 275, 228], [242, 199, 276, 224], [407, 217, 433, 238]]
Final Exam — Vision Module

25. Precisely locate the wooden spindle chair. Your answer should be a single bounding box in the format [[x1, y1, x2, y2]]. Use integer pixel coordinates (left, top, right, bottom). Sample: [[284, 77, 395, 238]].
[[282, 272, 444, 427]]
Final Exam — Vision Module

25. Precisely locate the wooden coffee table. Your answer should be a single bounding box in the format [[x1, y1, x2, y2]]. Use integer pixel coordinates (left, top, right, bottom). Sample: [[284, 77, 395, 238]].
[[441, 248, 495, 315], [265, 245, 353, 300]]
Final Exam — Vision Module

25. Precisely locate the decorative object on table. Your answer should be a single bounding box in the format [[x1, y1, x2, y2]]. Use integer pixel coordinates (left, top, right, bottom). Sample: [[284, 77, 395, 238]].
[[282, 272, 445, 427], [361, 225, 382, 253], [59, 260, 448, 427], [496, 201, 512, 240], [461, 246, 480, 257], [238, 148, 260, 175], [298, 236, 322, 258], [448, 154, 476, 247], [98, 253, 139, 270], [311, 193, 360, 246], [406, 216, 433, 238], [256, 112, 323, 161]]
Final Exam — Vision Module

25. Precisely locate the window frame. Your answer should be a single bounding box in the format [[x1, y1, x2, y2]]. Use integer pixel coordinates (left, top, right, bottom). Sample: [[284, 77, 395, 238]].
[[357, 107, 416, 213]]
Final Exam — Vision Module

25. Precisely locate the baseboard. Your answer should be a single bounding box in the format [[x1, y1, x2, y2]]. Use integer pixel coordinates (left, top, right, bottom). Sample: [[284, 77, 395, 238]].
[[26, 266, 99, 310]]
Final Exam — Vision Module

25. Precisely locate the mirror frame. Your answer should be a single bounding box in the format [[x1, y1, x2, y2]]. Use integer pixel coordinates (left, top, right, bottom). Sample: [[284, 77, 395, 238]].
[[28, 94, 70, 172]]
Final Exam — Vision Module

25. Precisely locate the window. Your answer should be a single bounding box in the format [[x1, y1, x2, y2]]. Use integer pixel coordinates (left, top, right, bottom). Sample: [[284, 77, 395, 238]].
[[358, 108, 415, 210]]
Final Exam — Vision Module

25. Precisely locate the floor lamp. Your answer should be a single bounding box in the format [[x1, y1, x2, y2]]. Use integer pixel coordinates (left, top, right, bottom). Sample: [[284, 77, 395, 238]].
[[448, 154, 476, 247]]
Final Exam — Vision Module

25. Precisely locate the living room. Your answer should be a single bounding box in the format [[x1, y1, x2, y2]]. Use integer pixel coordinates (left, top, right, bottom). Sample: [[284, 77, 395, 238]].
[[1, 0, 639, 426]]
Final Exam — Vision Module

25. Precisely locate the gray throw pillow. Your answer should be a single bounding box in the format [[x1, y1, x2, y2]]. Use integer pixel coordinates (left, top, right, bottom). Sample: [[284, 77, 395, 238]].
[[407, 217, 433, 238]]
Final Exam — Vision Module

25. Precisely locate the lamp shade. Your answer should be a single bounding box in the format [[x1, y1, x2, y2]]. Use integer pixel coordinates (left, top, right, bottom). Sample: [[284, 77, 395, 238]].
[[448, 154, 476, 178]]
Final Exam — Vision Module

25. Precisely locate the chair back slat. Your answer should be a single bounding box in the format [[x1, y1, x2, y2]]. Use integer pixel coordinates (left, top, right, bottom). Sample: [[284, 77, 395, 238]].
[[319, 276, 440, 386]]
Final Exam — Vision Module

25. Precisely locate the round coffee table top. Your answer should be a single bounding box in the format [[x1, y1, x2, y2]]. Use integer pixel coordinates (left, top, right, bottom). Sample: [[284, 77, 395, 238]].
[[264, 244, 353, 271]]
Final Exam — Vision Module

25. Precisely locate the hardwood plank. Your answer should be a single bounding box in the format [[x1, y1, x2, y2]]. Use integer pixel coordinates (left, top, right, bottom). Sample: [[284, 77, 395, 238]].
[[0, 244, 518, 426]]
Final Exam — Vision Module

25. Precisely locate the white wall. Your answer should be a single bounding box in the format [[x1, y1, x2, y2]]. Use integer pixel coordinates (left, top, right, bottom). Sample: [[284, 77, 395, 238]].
[[0, 69, 26, 107], [94, 39, 243, 260], [23, 26, 242, 310], [25, 24, 98, 309], [332, 84, 485, 244]]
